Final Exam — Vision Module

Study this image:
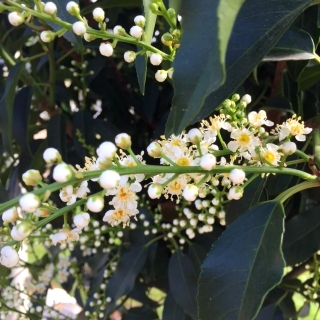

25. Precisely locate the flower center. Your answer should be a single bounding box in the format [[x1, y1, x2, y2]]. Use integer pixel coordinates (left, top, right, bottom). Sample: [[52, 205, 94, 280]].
[[264, 151, 275, 163], [113, 209, 126, 220], [176, 157, 190, 166], [238, 133, 250, 145]]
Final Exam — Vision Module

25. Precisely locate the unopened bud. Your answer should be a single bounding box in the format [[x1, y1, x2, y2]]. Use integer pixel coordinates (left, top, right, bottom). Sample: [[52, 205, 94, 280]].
[[87, 195, 104, 212], [99, 170, 120, 189], [130, 25, 143, 39], [148, 183, 163, 199], [72, 21, 86, 36], [11, 221, 34, 241], [200, 154, 216, 171], [161, 33, 173, 46], [53, 163, 74, 182], [40, 30, 56, 43], [281, 141, 297, 155], [43, 148, 61, 164], [150, 53, 163, 66], [73, 212, 90, 228], [228, 186, 244, 200], [124, 51, 136, 63], [8, 12, 24, 26], [155, 70, 167, 82], [19, 193, 41, 213], [182, 184, 199, 202], [147, 142, 162, 158], [134, 15, 146, 28], [34, 207, 50, 217], [0, 246, 19, 268], [96, 141, 117, 160], [187, 128, 202, 144], [93, 7, 105, 22], [229, 168, 246, 185], [99, 42, 113, 57], [113, 25, 126, 35], [115, 133, 131, 149], [2, 207, 18, 223], [44, 2, 57, 15], [22, 170, 42, 186], [66, 1, 80, 16]]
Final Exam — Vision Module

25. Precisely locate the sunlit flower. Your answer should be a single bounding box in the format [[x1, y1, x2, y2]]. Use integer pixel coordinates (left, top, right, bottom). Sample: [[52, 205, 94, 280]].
[[259, 143, 281, 166], [50, 228, 81, 245], [103, 207, 139, 227], [248, 110, 274, 127], [227, 128, 260, 153]]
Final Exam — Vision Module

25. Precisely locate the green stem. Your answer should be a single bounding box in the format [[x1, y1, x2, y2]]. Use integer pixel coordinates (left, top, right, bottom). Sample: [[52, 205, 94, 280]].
[[160, 153, 177, 166], [285, 159, 307, 166], [158, 1, 176, 29], [217, 131, 227, 150], [127, 147, 143, 166], [313, 128, 320, 169], [21, 51, 47, 62], [275, 180, 320, 204], [295, 150, 310, 162], [242, 174, 259, 188]]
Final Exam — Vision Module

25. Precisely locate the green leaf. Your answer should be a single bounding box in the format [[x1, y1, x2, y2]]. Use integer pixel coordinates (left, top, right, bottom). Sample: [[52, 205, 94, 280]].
[[282, 71, 300, 114], [198, 201, 285, 320], [298, 64, 320, 91], [81, 0, 141, 15], [166, 0, 315, 135], [256, 305, 284, 320], [122, 306, 159, 320], [264, 28, 315, 61], [166, 0, 244, 135], [283, 205, 320, 266], [135, 0, 157, 95], [169, 250, 198, 320], [0, 62, 24, 154], [163, 292, 185, 320], [286, 60, 309, 80]]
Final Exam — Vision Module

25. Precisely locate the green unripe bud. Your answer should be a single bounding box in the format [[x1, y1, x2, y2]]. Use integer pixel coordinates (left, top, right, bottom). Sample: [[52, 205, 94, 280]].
[[167, 8, 176, 25], [237, 101, 247, 110], [222, 99, 232, 108], [161, 33, 173, 46], [149, 3, 159, 13], [231, 93, 240, 101]]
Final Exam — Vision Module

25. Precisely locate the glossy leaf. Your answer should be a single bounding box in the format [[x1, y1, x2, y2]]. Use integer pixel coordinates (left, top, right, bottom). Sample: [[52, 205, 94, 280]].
[[283, 205, 320, 265], [135, 0, 156, 95], [198, 201, 285, 320], [298, 64, 320, 91], [264, 28, 315, 61], [0, 62, 24, 154], [166, 0, 244, 135], [287, 60, 309, 80], [256, 305, 284, 320], [162, 292, 185, 320], [166, 0, 315, 135], [169, 250, 197, 320]]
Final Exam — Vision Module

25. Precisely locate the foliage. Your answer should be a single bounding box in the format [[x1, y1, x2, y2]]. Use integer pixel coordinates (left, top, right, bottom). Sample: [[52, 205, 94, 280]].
[[0, 0, 320, 319]]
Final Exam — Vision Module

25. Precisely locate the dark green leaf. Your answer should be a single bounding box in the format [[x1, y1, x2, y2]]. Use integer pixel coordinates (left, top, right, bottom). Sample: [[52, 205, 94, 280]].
[[226, 175, 267, 225], [12, 86, 33, 154], [283, 205, 320, 265], [166, 0, 244, 135], [256, 305, 284, 320], [169, 250, 197, 320], [264, 28, 315, 61], [122, 306, 158, 320], [298, 64, 320, 91], [163, 292, 185, 320], [263, 97, 292, 112], [0, 62, 24, 154], [287, 60, 309, 81], [81, 0, 141, 15], [198, 201, 285, 320], [166, 0, 315, 135], [187, 243, 207, 276], [282, 70, 300, 114], [47, 0, 83, 51], [135, 50, 148, 95]]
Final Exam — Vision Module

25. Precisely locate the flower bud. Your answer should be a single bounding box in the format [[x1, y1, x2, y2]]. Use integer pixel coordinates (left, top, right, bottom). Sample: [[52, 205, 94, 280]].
[[34, 2, 45, 11], [149, 3, 159, 13], [44, 2, 57, 15], [115, 133, 131, 149], [113, 25, 126, 35], [66, 1, 80, 16], [182, 184, 199, 202], [124, 51, 136, 63], [96, 141, 117, 160], [84, 33, 96, 42], [93, 7, 105, 22], [134, 15, 146, 27], [130, 25, 143, 39], [241, 94, 252, 104], [11, 221, 34, 241], [147, 142, 162, 158], [8, 12, 24, 26], [148, 183, 163, 199], [0, 246, 19, 268], [40, 30, 55, 43], [34, 207, 50, 217], [281, 141, 297, 155], [22, 170, 42, 186], [99, 42, 113, 57], [87, 195, 104, 212], [43, 148, 61, 164], [73, 212, 90, 229], [53, 163, 74, 182], [72, 21, 86, 36], [155, 70, 167, 82], [2, 207, 18, 223], [161, 32, 173, 46], [200, 154, 216, 171], [168, 70, 173, 79], [19, 193, 41, 213], [231, 93, 240, 101], [187, 128, 202, 144], [228, 186, 244, 200], [99, 170, 120, 189], [96, 156, 112, 169], [150, 53, 163, 66], [229, 168, 246, 185]]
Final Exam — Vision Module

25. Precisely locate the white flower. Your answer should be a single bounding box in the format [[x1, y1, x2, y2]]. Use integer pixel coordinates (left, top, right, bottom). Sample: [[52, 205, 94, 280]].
[[8, 12, 24, 26], [229, 169, 246, 185], [53, 163, 73, 182], [130, 25, 143, 39], [187, 128, 202, 144], [34, 207, 50, 217], [19, 193, 41, 212], [0, 246, 19, 268], [66, 1, 80, 15], [134, 15, 146, 27], [155, 70, 167, 82], [22, 169, 42, 186], [93, 7, 105, 22], [227, 128, 260, 153], [86, 195, 104, 212], [99, 170, 120, 189], [40, 30, 55, 43], [200, 154, 216, 171], [11, 221, 33, 241], [182, 184, 199, 202], [150, 53, 163, 66], [44, 2, 57, 15], [148, 183, 163, 199], [147, 142, 162, 158], [260, 143, 281, 166], [103, 207, 138, 227], [2, 207, 19, 223], [96, 141, 117, 160], [50, 228, 81, 245], [124, 51, 136, 63], [113, 25, 125, 35], [281, 141, 297, 155], [43, 147, 61, 164], [241, 94, 252, 104], [108, 180, 139, 210], [72, 21, 86, 36], [248, 110, 274, 127], [99, 42, 113, 57], [73, 212, 90, 229], [228, 186, 244, 200], [115, 133, 131, 149]]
